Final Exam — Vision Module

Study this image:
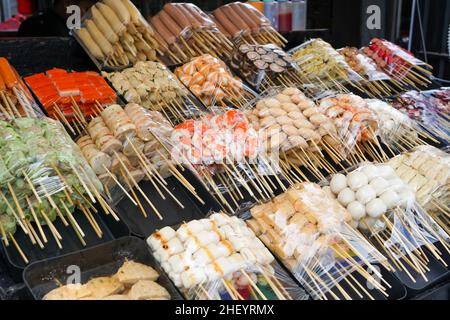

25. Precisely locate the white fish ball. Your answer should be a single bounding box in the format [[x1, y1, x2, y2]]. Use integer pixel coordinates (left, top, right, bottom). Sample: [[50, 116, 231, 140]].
[[389, 177, 406, 192], [369, 177, 389, 196], [337, 188, 355, 206], [355, 185, 376, 204], [379, 191, 400, 209], [366, 198, 387, 218], [361, 164, 378, 181], [347, 201, 366, 221], [330, 173, 347, 194], [347, 171, 369, 191], [378, 165, 397, 179]]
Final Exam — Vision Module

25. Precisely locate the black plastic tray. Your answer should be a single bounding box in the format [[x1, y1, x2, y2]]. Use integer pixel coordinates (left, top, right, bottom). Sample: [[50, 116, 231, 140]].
[[391, 242, 450, 298], [1, 208, 130, 281], [114, 170, 221, 238], [23, 236, 183, 300]]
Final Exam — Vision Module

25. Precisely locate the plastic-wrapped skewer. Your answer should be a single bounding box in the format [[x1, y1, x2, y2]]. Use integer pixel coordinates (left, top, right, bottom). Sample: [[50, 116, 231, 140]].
[[0, 57, 43, 120], [147, 212, 309, 300], [362, 38, 433, 90], [0, 117, 117, 264], [211, 2, 288, 48], [102, 61, 202, 123], [167, 108, 286, 212], [150, 3, 233, 65], [289, 39, 368, 96], [25, 69, 118, 135], [230, 43, 302, 92], [175, 54, 257, 110], [325, 162, 450, 283], [77, 103, 205, 219], [387, 146, 450, 234], [390, 90, 450, 144], [74, 0, 160, 70], [245, 182, 393, 300], [338, 47, 401, 97]]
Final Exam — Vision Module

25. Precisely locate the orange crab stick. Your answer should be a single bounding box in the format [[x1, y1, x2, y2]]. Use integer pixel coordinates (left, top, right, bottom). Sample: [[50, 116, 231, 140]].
[[0, 58, 19, 89]]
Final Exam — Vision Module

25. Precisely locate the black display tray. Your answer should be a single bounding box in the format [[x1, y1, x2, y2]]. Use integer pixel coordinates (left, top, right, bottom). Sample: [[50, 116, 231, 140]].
[[1, 208, 129, 281], [391, 242, 450, 298], [114, 169, 221, 238], [23, 236, 183, 300], [413, 280, 450, 300]]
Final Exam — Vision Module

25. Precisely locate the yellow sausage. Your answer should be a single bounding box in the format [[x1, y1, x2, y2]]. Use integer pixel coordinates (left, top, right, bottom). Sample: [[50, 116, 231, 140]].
[[90, 5, 118, 43], [78, 28, 105, 60], [122, 0, 142, 24], [96, 2, 125, 35], [86, 20, 114, 56], [104, 0, 130, 25]]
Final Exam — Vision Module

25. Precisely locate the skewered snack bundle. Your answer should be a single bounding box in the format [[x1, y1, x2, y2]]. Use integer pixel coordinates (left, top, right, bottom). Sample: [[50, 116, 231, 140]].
[[25, 69, 117, 133], [212, 2, 287, 48], [103, 61, 196, 120], [77, 103, 173, 204], [387, 145, 450, 232], [44, 260, 170, 300], [391, 90, 450, 143], [147, 213, 304, 300], [0, 57, 41, 120], [326, 162, 450, 282], [75, 0, 159, 69], [338, 47, 397, 97], [0, 117, 111, 263], [362, 38, 432, 89], [231, 43, 300, 91], [289, 39, 364, 93], [150, 3, 233, 65], [175, 54, 254, 108], [247, 182, 391, 300]]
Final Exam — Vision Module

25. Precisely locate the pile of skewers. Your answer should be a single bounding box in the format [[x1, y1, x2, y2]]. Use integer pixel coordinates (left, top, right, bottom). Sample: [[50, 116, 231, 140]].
[[231, 43, 301, 91], [77, 103, 201, 219], [338, 47, 398, 97], [0, 57, 40, 119], [362, 39, 432, 89], [175, 54, 254, 108], [387, 146, 450, 234], [25, 68, 117, 134], [102, 61, 197, 122], [247, 182, 392, 300], [44, 260, 171, 300], [212, 2, 287, 48], [0, 117, 116, 263], [147, 213, 304, 300], [150, 3, 233, 65], [326, 163, 450, 283], [75, 0, 160, 68]]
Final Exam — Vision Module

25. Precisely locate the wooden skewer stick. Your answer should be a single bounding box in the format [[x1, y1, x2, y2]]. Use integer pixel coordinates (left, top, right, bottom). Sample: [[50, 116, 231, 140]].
[[25, 196, 48, 244], [119, 167, 147, 218], [26, 220, 44, 249], [69, 163, 96, 203], [9, 232, 29, 264], [221, 279, 237, 300], [102, 165, 137, 206], [22, 170, 42, 203], [39, 183, 69, 227], [241, 269, 267, 300], [6, 183, 32, 236], [0, 223, 9, 247], [79, 203, 102, 238], [0, 191, 28, 234]]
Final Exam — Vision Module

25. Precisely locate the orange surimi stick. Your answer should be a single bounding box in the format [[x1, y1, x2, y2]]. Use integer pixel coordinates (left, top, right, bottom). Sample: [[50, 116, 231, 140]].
[[0, 58, 19, 89], [0, 72, 6, 91]]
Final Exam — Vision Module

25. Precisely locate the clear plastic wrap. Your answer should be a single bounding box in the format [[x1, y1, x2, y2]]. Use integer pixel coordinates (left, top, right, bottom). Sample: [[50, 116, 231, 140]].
[[386, 145, 450, 233], [24, 69, 118, 134], [73, 0, 160, 70], [211, 2, 287, 48], [231, 43, 302, 92], [0, 117, 108, 262], [289, 39, 366, 93], [77, 103, 175, 210], [0, 57, 43, 120], [150, 3, 233, 65], [174, 54, 258, 109], [102, 60, 202, 123], [390, 90, 450, 143], [243, 182, 390, 300], [362, 38, 432, 88], [147, 212, 309, 300], [324, 162, 450, 283]]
